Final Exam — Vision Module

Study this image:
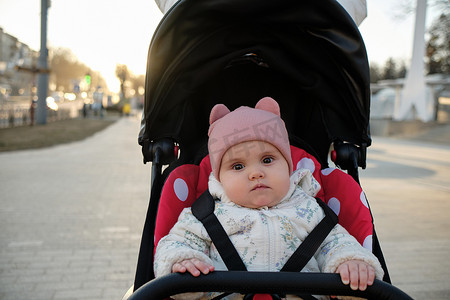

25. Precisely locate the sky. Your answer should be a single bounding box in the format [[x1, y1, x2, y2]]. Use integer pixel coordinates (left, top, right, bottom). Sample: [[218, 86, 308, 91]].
[[0, 0, 445, 93]]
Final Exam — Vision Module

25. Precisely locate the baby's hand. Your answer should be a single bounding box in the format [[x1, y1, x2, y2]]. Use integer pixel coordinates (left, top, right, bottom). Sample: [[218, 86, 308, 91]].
[[336, 260, 375, 291], [172, 258, 215, 277]]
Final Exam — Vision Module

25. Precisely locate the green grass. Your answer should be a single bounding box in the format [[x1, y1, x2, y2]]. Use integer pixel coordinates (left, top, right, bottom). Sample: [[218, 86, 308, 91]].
[[0, 117, 117, 152]]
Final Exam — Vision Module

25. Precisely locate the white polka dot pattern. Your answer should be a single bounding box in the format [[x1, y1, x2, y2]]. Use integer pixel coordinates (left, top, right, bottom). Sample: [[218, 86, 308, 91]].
[[360, 191, 369, 208], [296, 158, 315, 174], [327, 197, 341, 216], [321, 168, 335, 176], [363, 235, 373, 251], [173, 178, 189, 201]]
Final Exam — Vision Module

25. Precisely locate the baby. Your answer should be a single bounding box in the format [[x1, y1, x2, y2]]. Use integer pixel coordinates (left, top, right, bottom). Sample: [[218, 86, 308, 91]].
[[154, 97, 384, 299]]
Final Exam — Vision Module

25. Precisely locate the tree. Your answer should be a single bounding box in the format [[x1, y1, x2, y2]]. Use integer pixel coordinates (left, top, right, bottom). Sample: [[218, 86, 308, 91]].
[[49, 47, 108, 93], [369, 62, 382, 83], [115, 65, 146, 99], [50, 48, 86, 91], [394, 0, 449, 17], [426, 13, 449, 74], [382, 58, 398, 80], [115, 64, 130, 99], [397, 61, 408, 78], [130, 74, 145, 95], [89, 72, 108, 92], [369, 58, 408, 82], [390, 1, 449, 75]]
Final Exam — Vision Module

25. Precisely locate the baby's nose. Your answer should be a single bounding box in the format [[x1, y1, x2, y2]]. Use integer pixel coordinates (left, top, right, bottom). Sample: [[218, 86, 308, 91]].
[[249, 169, 264, 180]]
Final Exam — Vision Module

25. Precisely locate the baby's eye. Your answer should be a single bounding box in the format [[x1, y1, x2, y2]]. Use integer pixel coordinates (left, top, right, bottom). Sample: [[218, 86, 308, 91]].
[[232, 163, 244, 170], [262, 157, 274, 164]]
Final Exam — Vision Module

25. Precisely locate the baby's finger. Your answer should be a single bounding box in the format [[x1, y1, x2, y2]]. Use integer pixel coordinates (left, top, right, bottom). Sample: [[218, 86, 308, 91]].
[[181, 260, 201, 276], [337, 263, 350, 285], [358, 263, 368, 291], [367, 265, 375, 286], [192, 258, 215, 274], [347, 261, 359, 290], [172, 262, 187, 273]]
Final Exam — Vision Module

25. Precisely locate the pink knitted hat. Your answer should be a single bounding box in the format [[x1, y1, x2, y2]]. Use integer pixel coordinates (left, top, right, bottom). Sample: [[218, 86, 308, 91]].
[[208, 97, 292, 180]]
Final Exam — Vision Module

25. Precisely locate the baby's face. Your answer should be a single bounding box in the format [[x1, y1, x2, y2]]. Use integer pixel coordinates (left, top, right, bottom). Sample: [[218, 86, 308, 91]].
[[218, 141, 290, 209]]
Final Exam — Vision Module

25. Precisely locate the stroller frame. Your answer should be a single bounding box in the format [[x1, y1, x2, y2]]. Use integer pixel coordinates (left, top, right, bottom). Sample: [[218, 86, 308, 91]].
[[131, 0, 411, 298]]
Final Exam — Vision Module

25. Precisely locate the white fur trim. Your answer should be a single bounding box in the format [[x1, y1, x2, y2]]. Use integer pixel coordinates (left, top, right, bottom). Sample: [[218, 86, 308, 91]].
[[154, 241, 214, 277], [208, 173, 233, 203], [322, 246, 384, 280], [291, 168, 321, 197]]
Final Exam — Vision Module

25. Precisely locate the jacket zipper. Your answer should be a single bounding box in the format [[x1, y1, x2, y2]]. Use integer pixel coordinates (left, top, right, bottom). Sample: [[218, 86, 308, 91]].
[[264, 210, 277, 270]]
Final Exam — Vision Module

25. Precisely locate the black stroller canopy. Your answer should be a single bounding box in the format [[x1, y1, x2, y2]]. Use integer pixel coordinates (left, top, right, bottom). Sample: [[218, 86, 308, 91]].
[[131, 2, 405, 296], [140, 0, 371, 166]]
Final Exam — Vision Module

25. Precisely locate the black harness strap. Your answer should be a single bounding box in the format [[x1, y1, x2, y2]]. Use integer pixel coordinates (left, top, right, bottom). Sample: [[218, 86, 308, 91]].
[[191, 191, 338, 300], [281, 198, 338, 300], [281, 198, 339, 272], [192, 190, 247, 271]]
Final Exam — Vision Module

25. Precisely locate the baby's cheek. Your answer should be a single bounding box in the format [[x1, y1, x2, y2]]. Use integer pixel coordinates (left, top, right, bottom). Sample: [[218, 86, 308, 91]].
[[279, 179, 291, 197], [222, 181, 240, 200], [229, 189, 244, 203]]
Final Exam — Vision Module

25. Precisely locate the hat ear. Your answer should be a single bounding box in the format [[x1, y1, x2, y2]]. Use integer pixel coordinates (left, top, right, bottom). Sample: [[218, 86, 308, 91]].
[[255, 97, 280, 117], [209, 104, 231, 125]]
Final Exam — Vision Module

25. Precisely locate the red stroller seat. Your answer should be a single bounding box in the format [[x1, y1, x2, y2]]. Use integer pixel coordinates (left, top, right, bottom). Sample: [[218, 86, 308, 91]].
[[154, 146, 374, 252]]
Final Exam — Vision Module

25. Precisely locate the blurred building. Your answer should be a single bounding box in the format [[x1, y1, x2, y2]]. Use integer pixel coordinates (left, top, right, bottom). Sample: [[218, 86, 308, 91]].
[[371, 74, 450, 121], [0, 27, 38, 100]]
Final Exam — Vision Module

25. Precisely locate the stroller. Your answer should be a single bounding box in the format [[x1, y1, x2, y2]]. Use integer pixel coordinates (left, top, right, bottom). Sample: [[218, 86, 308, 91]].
[[129, 0, 413, 299]]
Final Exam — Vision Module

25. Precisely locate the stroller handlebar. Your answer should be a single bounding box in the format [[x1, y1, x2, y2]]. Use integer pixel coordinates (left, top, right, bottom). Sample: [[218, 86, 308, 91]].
[[129, 271, 412, 300]]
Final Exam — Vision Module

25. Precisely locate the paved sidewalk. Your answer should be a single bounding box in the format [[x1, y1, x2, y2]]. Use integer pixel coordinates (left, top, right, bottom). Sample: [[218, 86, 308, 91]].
[[1, 116, 449, 299], [0, 116, 150, 300], [359, 136, 450, 299]]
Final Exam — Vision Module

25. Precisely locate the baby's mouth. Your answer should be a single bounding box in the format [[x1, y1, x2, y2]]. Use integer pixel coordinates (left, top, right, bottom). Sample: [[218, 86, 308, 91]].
[[252, 183, 269, 191]]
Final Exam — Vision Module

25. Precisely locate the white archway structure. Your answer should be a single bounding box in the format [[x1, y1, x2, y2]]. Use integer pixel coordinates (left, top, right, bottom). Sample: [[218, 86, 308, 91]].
[[394, 0, 432, 121]]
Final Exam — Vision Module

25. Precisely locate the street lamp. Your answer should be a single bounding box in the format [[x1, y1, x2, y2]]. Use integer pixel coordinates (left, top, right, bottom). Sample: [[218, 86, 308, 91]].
[[36, 0, 51, 125]]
